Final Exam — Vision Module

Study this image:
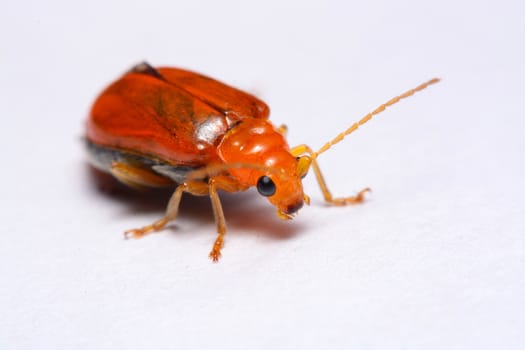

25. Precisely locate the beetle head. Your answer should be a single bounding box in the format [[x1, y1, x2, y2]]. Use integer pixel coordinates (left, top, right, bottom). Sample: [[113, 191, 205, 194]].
[[255, 171, 305, 220]]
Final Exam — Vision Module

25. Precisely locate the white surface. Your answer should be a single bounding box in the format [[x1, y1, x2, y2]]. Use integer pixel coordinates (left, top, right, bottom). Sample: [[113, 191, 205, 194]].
[[1, 0, 524, 349]]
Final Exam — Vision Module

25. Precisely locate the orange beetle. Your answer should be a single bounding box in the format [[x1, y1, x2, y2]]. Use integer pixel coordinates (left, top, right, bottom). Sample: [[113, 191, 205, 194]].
[[86, 62, 439, 261]]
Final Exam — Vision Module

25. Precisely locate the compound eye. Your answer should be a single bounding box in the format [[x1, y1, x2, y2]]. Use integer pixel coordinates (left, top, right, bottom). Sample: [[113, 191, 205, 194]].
[[256, 176, 276, 197]]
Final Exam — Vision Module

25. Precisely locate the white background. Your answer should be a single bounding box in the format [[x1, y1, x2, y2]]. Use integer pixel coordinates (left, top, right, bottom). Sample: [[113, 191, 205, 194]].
[[1, 0, 524, 349]]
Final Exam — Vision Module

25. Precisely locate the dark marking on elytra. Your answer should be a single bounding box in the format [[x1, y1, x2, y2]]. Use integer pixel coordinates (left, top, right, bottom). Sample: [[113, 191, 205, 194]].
[[128, 61, 166, 81]]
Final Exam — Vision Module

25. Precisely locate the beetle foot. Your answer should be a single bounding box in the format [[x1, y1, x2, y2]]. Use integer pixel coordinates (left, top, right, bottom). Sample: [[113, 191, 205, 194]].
[[124, 228, 150, 239], [330, 187, 371, 206], [208, 237, 224, 262], [209, 249, 222, 262], [124, 218, 169, 239]]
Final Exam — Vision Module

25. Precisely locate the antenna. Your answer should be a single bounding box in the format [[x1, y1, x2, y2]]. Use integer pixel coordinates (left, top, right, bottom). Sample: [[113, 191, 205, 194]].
[[314, 78, 440, 158]]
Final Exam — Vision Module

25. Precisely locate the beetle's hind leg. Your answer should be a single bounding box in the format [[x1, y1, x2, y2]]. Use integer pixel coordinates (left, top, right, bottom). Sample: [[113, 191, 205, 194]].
[[109, 161, 174, 190], [124, 183, 188, 239]]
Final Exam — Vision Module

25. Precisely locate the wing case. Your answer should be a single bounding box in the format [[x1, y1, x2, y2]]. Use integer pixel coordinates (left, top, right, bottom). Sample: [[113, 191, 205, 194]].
[[86, 63, 270, 166]]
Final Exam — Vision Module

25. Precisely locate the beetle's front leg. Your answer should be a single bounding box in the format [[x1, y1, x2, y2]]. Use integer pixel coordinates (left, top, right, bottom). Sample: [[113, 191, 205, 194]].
[[290, 144, 371, 206], [308, 155, 371, 206], [204, 174, 250, 261], [208, 178, 227, 262]]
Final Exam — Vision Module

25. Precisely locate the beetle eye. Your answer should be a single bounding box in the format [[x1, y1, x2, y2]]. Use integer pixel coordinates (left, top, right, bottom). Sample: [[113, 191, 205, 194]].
[[256, 176, 276, 197]]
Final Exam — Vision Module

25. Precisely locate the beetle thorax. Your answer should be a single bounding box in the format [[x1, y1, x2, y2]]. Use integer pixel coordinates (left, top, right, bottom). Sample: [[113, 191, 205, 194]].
[[218, 119, 293, 184], [217, 119, 304, 216]]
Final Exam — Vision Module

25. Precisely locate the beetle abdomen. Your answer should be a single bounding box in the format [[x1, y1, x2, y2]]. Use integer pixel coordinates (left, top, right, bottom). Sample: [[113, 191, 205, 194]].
[[86, 140, 196, 185]]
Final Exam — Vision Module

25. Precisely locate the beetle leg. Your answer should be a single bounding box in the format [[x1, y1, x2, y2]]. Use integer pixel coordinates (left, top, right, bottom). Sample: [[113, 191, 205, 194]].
[[208, 178, 227, 262], [309, 157, 371, 206], [277, 124, 288, 137], [110, 161, 173, 190], [124, 183, 188, 239], [290, 144, 371, 206]]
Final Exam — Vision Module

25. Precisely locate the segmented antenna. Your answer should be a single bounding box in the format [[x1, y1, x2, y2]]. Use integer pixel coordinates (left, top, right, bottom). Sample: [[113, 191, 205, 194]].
[[314, 78, 440, 157], [187, 162, 288, 181]]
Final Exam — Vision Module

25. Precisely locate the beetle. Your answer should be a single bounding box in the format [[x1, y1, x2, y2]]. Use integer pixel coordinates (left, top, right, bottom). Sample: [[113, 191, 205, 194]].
[[86, 62, 439, 261]]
